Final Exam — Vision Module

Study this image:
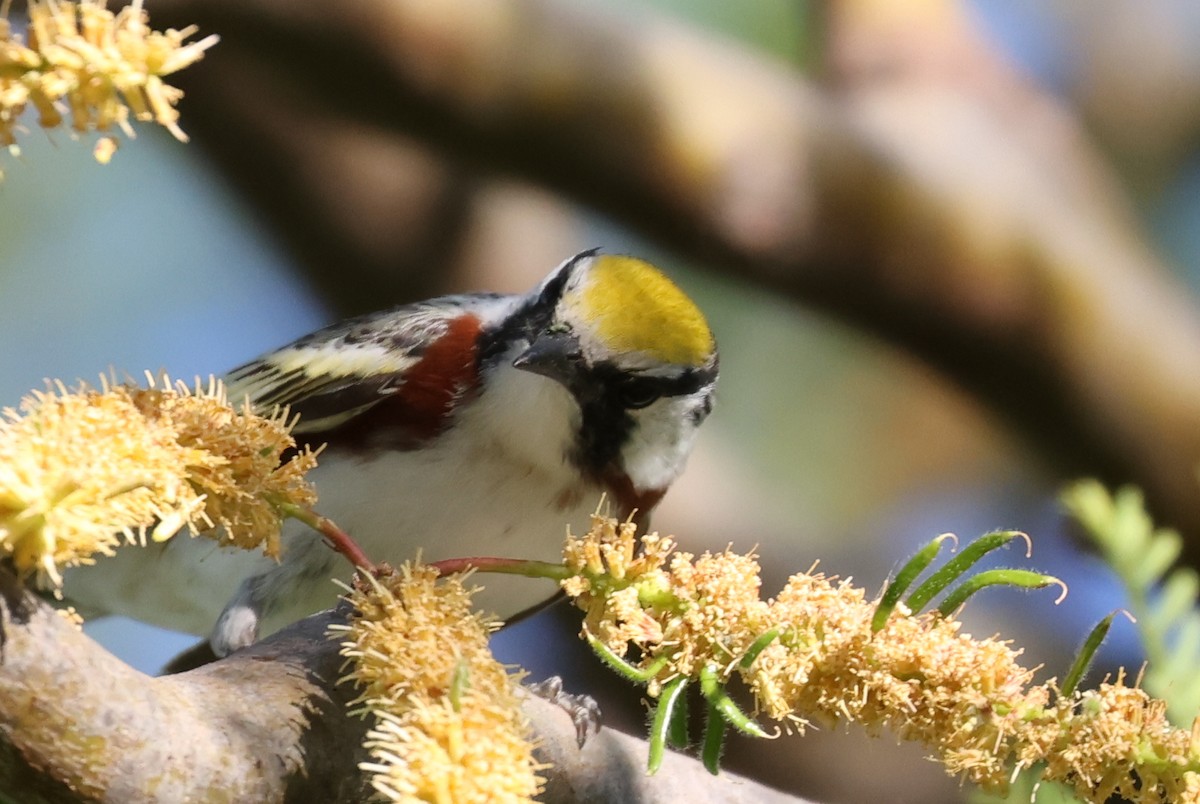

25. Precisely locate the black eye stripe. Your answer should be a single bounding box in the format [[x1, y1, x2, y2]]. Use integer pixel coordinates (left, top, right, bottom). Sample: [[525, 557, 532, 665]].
[[618, 376, 661, 409], [654, 364, 717, 398], [591, 362, 717, 403]]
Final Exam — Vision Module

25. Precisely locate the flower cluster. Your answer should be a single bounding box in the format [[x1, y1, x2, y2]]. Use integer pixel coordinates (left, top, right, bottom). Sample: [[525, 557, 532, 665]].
[[562, 514, 1200, 802], [130, 376, 318, 556], [0, 375, 317, 587], [0, 0, 217, 164], [334, 565, 543, 803]]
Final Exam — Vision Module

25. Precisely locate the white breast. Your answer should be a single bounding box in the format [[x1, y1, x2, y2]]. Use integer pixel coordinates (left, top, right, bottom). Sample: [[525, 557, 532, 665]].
[[62, 358, 603, 639]]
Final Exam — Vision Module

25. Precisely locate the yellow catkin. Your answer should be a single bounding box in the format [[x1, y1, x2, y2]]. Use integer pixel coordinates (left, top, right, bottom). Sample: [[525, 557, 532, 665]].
[[0, 0, 217, 153], [0, 376, 316, 587], [335, 565, 544, 803], [132, 375, 318, 557], [563, 515, 1200, 803]]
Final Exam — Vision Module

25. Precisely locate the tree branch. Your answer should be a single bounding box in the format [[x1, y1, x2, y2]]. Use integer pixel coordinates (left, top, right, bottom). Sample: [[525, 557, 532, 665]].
[[0, 568, 371, 802]]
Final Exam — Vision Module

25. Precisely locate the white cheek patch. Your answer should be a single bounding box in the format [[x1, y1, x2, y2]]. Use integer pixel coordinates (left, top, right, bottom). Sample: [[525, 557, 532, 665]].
[[621, 393, 705, 492]]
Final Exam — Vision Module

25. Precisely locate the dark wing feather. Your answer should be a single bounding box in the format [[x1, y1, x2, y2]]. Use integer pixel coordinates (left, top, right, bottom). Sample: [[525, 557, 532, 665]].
[[223, 294, 506, 438]]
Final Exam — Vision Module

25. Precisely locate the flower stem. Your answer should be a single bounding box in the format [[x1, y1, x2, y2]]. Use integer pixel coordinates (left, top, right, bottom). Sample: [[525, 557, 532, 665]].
[[280, 503, 376, 574], [429, 556, 572, 581]]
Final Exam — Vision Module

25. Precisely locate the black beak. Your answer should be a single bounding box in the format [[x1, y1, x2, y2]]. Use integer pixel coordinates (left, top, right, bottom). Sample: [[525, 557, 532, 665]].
[[513, 329, 584, 387]]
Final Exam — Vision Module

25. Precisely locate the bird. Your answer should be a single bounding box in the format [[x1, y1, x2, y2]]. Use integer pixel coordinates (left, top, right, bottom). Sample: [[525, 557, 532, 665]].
[[62, 249, 719, 658]]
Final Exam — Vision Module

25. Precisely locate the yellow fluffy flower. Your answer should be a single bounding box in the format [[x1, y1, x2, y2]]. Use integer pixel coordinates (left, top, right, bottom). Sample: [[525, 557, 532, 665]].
[[0, 376, 316, 587], [563, 514, 1200, 802], [0, 0, 217, 152], [334, 565, 543, 803]]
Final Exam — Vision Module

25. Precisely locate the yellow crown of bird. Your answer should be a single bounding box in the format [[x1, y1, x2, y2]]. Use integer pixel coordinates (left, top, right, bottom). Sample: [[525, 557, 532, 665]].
[[570, 255, 715, 367]]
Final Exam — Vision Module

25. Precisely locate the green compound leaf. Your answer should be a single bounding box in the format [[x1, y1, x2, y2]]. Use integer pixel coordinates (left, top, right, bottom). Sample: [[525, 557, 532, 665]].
[[1063, 480, 1200, 725]]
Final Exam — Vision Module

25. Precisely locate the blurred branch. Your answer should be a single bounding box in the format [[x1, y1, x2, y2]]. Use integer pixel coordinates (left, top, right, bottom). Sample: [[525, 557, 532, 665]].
[[0, 566, 802, 803], [154, 0, 1200, 559]]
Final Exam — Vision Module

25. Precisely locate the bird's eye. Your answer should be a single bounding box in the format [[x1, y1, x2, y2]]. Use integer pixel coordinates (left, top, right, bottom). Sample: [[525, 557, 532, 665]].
[[618, 376, 661, 409]]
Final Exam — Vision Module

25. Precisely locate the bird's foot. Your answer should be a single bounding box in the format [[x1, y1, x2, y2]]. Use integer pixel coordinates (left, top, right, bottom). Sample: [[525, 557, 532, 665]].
[[210, 602, 260, 658], [527, 676, 602, 747]]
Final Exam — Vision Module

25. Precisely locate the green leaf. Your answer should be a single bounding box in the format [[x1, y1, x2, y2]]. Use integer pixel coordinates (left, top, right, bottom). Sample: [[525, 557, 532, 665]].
[[1107, 487, 1153, 565], [739, 628, 781, 668], [1061, 612, 1118, 698], [701, 698, 725, 775], [668, 684, 690, 749], [1156, 617, 1200, 686], [1064, 481, 1200, 725], [648, 678, 689, 774], [585, 632, 667, 683], [699, 664, 771, 739], [873, 535, 953, 631], [1061, 481, 1113, 544], [1145, 570, 1200, 636], [1130, 528, 1182, 588], [936, 570, 1065, 617], [1162, 570, 1200, 617], [449, 659, 469, 712], [906, 530, 1028, 614]]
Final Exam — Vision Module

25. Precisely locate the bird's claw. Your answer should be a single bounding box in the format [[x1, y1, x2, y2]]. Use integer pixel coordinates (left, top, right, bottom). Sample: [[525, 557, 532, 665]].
[[527, 676, 602, 748]]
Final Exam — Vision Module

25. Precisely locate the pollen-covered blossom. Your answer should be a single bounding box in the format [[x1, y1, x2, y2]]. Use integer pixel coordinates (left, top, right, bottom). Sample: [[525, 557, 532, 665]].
[[334, 564, 543, 803], [1032, 678, 1200, 803], [562, 514, 677, 660], [0, 376, 317, 587], [563, 512, 771, 689], [0, 0, 217, 156], [562, 515, 1200, 803], [754, 571, 1048, 786], [132, 375, 318, 557]]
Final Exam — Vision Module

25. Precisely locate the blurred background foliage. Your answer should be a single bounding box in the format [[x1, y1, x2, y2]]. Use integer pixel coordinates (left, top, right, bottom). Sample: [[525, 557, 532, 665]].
[[4, 0, 1200, 801]]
